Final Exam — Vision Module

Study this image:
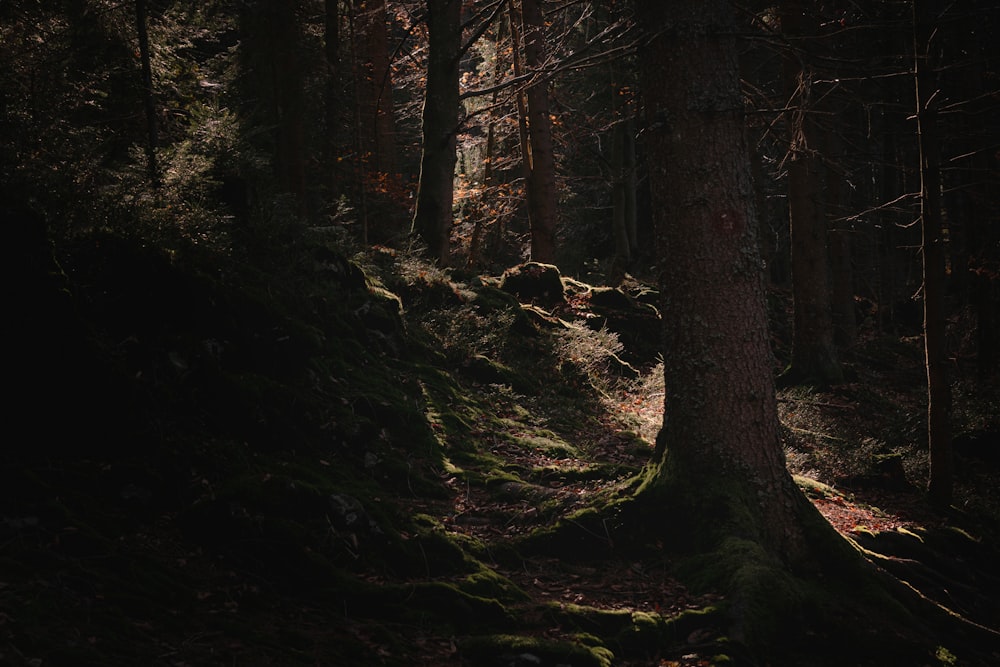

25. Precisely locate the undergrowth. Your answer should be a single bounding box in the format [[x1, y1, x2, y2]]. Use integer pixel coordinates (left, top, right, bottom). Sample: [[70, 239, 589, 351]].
[[7, 220, 1000, 666]]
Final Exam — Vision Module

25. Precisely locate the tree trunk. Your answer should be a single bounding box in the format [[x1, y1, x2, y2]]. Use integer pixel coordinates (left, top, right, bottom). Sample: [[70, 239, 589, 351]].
[[519, 0, 557, 263], [825, 128, 857, 349], [351, 0, 398, 243], [324, 0, 344, 201], [622, 114, 638, 255], [635, 0, 832, 568], [468, 11, 509, 270], [611, 117, 630, 270], [779, 0, 842, 386], [507, 0, 532, 241], [913, 0, 953, 506], [624, 2, 979, 652], [238, 0, 307, 214], [411, 0, 461, 265], [354, 0, 396, 178], [945, 12, 1000, 381], [273, 2, 307, 214], [611, 90, 638, 277], [135, 0, 159, 189], [325, 0, 340, 70]]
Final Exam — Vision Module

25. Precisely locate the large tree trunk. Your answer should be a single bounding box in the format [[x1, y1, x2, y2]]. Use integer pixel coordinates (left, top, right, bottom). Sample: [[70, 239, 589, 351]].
[[627, 3, 1000, 655], [411, 0, 461, 265], [627, 1, 980, 653], [519, 0, 557, 263], [913, 0, 953, 506], [635, 0, 831, 567]]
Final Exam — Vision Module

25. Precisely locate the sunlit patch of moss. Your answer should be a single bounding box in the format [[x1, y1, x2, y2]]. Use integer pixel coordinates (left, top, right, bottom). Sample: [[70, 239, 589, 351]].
[[500, 428, 580, 458], [462, 564, 530, 603], [459, 633, 614, 667], [935, 645, 958, 666]]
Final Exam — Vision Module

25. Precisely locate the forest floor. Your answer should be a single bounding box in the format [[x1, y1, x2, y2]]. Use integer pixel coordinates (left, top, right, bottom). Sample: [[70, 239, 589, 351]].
[[4, 235, 1000, 666]]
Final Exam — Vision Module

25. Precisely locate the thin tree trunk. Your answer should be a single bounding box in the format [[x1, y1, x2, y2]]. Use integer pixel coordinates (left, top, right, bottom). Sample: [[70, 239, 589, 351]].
[[348, 3, 370, 243], [519, 0, 557, 263], [779, 0, 842, 386], [411, 0, 461, 265], [324, 0, 343, 200], [914, 0, 953, 506], [622, 113, 638, 254], [354, 0, 396, 177], [507, 0, 532, 223], [272, 1, 307, 214], [468, 11, 509, 270], [135, 0, 159, 188], [325, 0, 340, 68], [611, 116, 630, 270], [237, 0, 306, 215], [610, 80, 638, 276], [825, 128, 857, 349]]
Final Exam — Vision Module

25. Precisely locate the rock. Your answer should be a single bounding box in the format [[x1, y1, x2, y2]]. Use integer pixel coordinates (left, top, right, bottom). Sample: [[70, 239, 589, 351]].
[[499, 262, 566, 307]]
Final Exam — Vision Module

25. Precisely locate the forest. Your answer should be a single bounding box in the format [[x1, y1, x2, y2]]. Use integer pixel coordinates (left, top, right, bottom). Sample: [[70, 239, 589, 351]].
[[3, 0, 1000, 665]]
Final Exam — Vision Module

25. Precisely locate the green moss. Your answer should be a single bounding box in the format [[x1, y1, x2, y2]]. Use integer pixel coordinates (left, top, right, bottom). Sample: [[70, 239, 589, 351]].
[[460, 353, 537, 393], [679, 537, 808, 644], [405, 514, 478, 575], [530, 461, 638, 484], [516, 506, 616, 559], [462, 565, 530, 603], [540, 601, 726, 658], [501, 428, 580, 458], [459, 633, 613, 667], [400, 581, 513, 630], [793, 474, 843, 501]]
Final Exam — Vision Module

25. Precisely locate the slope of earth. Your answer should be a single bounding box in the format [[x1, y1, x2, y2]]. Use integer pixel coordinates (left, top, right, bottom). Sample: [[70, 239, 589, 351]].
[[4, 230, 999, 666]]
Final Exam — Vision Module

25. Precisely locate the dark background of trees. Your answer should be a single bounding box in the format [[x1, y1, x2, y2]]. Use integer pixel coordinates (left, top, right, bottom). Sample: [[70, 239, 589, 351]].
[[4, 0, 998, 357]]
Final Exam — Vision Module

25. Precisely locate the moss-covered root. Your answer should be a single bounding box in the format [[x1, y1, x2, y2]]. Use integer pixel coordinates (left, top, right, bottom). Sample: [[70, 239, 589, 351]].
[[614, 480, 986, 665], [459, 634, 614, 667], [677, 534, 1000, 666], [459, 604, 734, 666]]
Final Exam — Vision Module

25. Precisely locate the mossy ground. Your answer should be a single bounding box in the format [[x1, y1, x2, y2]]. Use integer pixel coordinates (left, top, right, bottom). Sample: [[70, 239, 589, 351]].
[[4, 233, 1000, 665]]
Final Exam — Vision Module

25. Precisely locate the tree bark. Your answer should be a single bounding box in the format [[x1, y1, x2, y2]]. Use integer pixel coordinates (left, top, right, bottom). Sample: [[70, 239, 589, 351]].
[[635, 0, 829, 566], [239, 0, 307, 214], [325, 0, 340, 69], [507, 0, 532, 244], [354, 0, 396, 178], [135, 0, 159, 189], [411, 0, 461, 265], [611, 89, 638, 276], [611, 116, 629, 269], [519, 0, 558, 263], [468, 11, 510, 270], [913, 0, 953, 506], [779, 0, 843, 386], [274, 2, 307, 214]]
